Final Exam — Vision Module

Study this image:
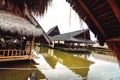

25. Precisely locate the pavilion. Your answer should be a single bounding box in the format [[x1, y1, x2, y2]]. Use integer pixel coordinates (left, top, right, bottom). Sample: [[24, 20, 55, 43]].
[[0, 0, 52, 62], [66, 0, 120, 61], [47, 26, 93, 53]]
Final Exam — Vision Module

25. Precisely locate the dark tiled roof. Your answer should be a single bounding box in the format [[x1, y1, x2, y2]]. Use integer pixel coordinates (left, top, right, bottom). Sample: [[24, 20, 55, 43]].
[[50, 29, 93, 43], [47, 25, 60, 37]]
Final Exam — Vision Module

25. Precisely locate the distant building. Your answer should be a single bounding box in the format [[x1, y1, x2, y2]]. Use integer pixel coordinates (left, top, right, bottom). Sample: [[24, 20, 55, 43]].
[[47, 26, 94, 49], [47, 25, 60, 37], [93, 41, 109, 49]]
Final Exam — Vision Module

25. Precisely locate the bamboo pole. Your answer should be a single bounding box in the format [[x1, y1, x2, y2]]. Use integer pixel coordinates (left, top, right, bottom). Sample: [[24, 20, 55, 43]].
[[29, 37, 35, 59]]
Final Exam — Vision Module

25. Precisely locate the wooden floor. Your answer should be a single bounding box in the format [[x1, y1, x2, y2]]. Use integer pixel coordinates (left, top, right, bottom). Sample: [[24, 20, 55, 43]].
[[0, 55, 30, 62]]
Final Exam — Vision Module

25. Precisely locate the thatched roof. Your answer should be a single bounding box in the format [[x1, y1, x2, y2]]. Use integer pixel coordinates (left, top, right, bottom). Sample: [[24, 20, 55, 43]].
[[0, 10, 42, 37], [0, 0, 52, 16], [0, 0, 52, 44]]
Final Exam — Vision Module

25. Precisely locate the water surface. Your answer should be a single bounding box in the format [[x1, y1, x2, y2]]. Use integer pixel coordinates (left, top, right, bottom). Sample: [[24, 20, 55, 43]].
[[0, 46, 120, 80]]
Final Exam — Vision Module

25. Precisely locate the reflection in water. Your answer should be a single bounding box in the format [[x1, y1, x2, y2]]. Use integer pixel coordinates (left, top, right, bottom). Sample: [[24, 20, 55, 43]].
[[39, 47, 120, 80], [51, 49, 93, 77], [0, 69, 44, 80], [42, 53, 57, 68], [87, 55, 120, 80], [0, 46, 120, 80], [35, 54, 83, 80], [39, 47, 93, 80], [0, 61, 46, 80]]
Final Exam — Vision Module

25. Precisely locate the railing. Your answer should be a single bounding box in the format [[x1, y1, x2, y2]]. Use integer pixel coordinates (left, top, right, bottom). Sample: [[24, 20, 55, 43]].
[[94, 48, 114, 56], [0, 50, 29, 57]]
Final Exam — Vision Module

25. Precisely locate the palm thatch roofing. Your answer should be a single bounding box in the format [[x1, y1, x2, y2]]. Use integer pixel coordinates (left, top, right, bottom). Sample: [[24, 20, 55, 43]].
[[0, 10, 42, 36], [66, 0, 120, 60], [0, 0, 52, 16], [0, 10, 52, 44], [0, 0, 52, 44]]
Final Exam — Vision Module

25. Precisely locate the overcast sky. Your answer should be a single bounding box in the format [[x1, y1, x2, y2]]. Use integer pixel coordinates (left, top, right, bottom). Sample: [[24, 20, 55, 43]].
[[37, 0, 96, 41]]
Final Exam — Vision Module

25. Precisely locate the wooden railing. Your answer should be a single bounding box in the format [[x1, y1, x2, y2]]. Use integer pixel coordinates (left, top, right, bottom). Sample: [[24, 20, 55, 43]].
[[0, 50, 29, 57], [94, 48, 114, 56]]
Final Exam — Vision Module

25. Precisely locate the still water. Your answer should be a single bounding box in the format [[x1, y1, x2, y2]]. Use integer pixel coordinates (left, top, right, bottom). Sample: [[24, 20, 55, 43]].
[[0, 46, 120, 80]]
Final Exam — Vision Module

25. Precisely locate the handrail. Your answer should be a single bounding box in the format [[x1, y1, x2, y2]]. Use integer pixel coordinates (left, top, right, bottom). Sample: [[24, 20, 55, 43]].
[[0, 49, 29, 57]]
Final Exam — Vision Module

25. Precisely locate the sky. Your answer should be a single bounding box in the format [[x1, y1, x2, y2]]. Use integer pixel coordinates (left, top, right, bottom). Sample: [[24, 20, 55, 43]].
[[36, 0, 96, 41]]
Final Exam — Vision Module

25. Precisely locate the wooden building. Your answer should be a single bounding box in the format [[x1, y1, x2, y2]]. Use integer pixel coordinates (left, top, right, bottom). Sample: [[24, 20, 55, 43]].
[[0, 0, 52, 62], [66, 0, 120, 61], [47, 26, 93, 53]]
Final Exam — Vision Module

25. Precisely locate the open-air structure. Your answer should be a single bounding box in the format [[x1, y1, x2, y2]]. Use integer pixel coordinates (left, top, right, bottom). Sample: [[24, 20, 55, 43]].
[[0, 0, 120, 62], [47, 26, 93, 53], [66, 0, 120, 61], [0, 0, 52, 62]]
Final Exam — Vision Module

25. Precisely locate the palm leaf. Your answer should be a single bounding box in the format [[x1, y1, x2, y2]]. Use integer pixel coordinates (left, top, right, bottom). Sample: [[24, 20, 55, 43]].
[[0, 0, 52, 16]]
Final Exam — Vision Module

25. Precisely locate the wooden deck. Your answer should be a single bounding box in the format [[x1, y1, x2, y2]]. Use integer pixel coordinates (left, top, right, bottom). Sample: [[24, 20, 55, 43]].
[[92, 52, 118, 63], [55, 47, 91, 53], [0, 50, 30, 62]]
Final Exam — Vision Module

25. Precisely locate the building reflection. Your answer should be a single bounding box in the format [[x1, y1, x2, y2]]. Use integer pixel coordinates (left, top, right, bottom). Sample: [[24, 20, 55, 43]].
[[40, 47, 93, 79], [0, 61, 46, 80]]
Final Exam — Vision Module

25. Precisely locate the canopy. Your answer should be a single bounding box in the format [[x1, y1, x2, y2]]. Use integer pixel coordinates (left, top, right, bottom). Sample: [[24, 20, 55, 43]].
[[0, 10, 42, 37]]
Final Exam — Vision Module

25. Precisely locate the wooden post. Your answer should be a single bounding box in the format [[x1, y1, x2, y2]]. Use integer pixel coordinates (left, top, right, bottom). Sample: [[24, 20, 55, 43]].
[[12, 50, 13, 56], [107, 42, 120, 63], [7, 50, 9, 56], [29, 37, 35, 59], [3, 50, 5, 56]]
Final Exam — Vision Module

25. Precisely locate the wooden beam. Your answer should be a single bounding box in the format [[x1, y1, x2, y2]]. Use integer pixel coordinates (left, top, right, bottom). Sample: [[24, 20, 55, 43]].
[[25, 5, 51, 44], [77, 0, 107, 39], [29, 37, 35, 59], [107, 0, 120, 22], [107, 42, 120, 62], [92, 1, 107, 12], [107, 37, 120, 42]]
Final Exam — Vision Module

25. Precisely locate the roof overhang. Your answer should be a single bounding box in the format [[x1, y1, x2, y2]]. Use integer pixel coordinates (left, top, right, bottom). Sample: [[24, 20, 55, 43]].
[[66, 0, 120, 45], [0, 10, 43, 37]]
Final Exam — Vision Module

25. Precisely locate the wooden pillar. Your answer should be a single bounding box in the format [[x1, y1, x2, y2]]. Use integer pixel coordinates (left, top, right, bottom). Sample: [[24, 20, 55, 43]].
[[7, 50, 10, 56], [29, 37, 35, 59], [53, 41, 55, 48], [107, 42, 120, 63]]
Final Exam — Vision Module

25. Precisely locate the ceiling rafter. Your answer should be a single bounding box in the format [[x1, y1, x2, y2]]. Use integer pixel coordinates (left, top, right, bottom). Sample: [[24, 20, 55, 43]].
[[107, 0, 120, 22], [107, 36, 120, 42], [76, 0, 107, 39]]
